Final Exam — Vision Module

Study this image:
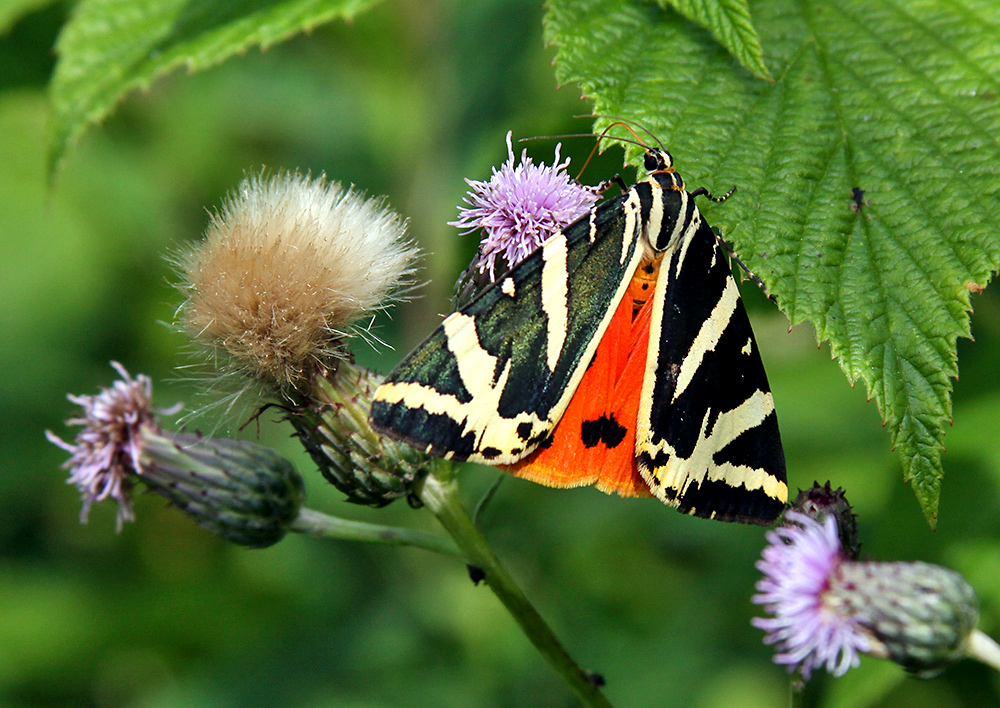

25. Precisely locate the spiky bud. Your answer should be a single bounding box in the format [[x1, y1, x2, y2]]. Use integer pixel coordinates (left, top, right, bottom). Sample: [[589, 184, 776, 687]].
[[137, 430, 305, 548], [287, 361, 432, 506], [788, 481, 860, 560], [833, 561, 978, 678]]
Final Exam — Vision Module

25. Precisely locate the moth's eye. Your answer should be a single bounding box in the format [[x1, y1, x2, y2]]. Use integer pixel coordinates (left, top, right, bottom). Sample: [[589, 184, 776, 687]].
[[644, 151, 660, 172]]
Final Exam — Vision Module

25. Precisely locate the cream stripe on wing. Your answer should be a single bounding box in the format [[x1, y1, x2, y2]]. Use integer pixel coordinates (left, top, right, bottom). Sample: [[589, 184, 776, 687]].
[[541, 235, 569, 373], [671, 276, 740, 403], [658, 389, 785, 499], [645, 180, 664, 246], [672, 205, 701, 280], [621, 190, 642, 265]]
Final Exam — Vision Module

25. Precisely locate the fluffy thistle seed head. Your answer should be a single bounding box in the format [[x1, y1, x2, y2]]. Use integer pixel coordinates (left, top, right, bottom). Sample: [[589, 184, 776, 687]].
[[178, 172, 418, 390]]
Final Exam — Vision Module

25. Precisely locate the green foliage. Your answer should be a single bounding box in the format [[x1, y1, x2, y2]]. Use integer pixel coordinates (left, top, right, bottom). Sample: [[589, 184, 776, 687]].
[[9, 1, 1000, 705], [47, 0, 381, 176], [545, 0, 1000, 525], [0, 0, 54, 34], [44, 0, 1000, 525], [655, 0, 769, 80]]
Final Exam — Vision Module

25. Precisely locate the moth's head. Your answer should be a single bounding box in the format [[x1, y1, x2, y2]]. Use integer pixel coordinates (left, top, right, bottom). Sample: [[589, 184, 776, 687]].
[[644, 149, 684, 191], [643, 149, 674, 174]]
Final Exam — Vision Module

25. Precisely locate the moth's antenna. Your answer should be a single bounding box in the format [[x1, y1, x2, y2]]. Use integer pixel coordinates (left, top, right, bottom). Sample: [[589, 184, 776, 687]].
[[573, 121, 653, 178], [690, 185, 737, 203], [519, 120, 653, 183], [519, 129, 649, 152], [519, 133, 601, 142], [579, 114, 668, 153]]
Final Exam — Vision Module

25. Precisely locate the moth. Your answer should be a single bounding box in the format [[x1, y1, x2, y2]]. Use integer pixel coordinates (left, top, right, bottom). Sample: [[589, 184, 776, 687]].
[[369, 135, 788, 524]]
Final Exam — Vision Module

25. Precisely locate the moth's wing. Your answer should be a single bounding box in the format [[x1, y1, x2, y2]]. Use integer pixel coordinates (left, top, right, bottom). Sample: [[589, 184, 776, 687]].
[[371, 193, 646, 465], [636, 218, 788, 524], [503, 285, 652, 497]]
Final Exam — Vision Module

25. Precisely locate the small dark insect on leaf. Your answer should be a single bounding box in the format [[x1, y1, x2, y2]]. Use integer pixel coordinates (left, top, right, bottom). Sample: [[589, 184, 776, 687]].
[[850, 187, 870, 215], [467, 564, 486, 585], [587, 672, 606, 688]]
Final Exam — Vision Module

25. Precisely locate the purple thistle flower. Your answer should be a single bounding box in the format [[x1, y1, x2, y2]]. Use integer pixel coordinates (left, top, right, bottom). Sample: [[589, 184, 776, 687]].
[[449, 131, 602, 280], [45, 362, 161, 530], [752, 505, 989, 680], [47, 363, 305, 546], [752, 511, 872, 679]]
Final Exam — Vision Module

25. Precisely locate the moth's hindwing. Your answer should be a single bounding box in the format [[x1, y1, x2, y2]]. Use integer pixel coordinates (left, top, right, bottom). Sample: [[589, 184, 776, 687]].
[[369, 193, 646, 465], [636, 218, 788, 523], [503, 280, 654, 498]]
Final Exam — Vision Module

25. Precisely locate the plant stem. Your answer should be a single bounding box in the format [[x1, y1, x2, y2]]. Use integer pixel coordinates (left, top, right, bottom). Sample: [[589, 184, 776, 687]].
[[968, 630, 1000, 671], [789, 674, 805, 708], [290, 507, 462, 557], [418, 461, 615, 708]]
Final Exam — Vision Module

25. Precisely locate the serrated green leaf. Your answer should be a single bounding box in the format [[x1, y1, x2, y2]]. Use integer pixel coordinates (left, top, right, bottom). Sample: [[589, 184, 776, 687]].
[[655, 0, 770, 80], [545, 0, 1000, 526], [48, 0, 381, 177]]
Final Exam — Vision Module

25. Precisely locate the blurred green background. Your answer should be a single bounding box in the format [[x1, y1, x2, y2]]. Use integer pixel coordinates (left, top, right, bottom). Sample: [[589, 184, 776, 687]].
[[4, 1, 1000, 707]]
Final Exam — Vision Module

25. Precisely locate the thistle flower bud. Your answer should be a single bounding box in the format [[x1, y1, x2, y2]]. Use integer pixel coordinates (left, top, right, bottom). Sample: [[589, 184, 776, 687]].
[[752, 509, 995, 680], [176, 171, 418, 393], [788, 481, 860, 560], [286, 361, 432, 506], [47, 363, 304, 547], [832, 561, 978, 678], [136, 430, 305, 548]]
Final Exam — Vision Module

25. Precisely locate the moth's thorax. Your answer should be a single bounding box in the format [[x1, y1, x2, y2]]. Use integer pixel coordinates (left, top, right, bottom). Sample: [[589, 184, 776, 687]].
[[649, 168, 684, 192], [633, 173, 700, 254]]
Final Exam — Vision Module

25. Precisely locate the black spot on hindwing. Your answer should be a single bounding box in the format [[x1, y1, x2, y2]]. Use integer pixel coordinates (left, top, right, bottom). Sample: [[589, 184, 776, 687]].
[[580, 415, 627, 449]]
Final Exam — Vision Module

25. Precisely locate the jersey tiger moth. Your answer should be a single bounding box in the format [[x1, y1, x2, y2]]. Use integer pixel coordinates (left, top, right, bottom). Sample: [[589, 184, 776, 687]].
[[369, 135, 788, 524]]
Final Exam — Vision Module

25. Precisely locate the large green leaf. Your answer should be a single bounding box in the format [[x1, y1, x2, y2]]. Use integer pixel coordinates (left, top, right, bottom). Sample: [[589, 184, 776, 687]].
[[545, 0, 1000, 525], [656, 0, 770, 80], [48, 0, 380, 176]]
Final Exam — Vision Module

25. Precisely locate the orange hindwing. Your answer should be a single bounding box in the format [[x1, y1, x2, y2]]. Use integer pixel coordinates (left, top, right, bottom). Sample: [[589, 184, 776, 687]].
[[503, 258, 659, 498]]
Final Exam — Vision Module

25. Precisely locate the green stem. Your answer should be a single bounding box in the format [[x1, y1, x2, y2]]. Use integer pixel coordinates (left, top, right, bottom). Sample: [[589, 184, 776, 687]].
[[290, 507, 462, 558], [418, 462, 615, 708], [789, 676, 805, 708]]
